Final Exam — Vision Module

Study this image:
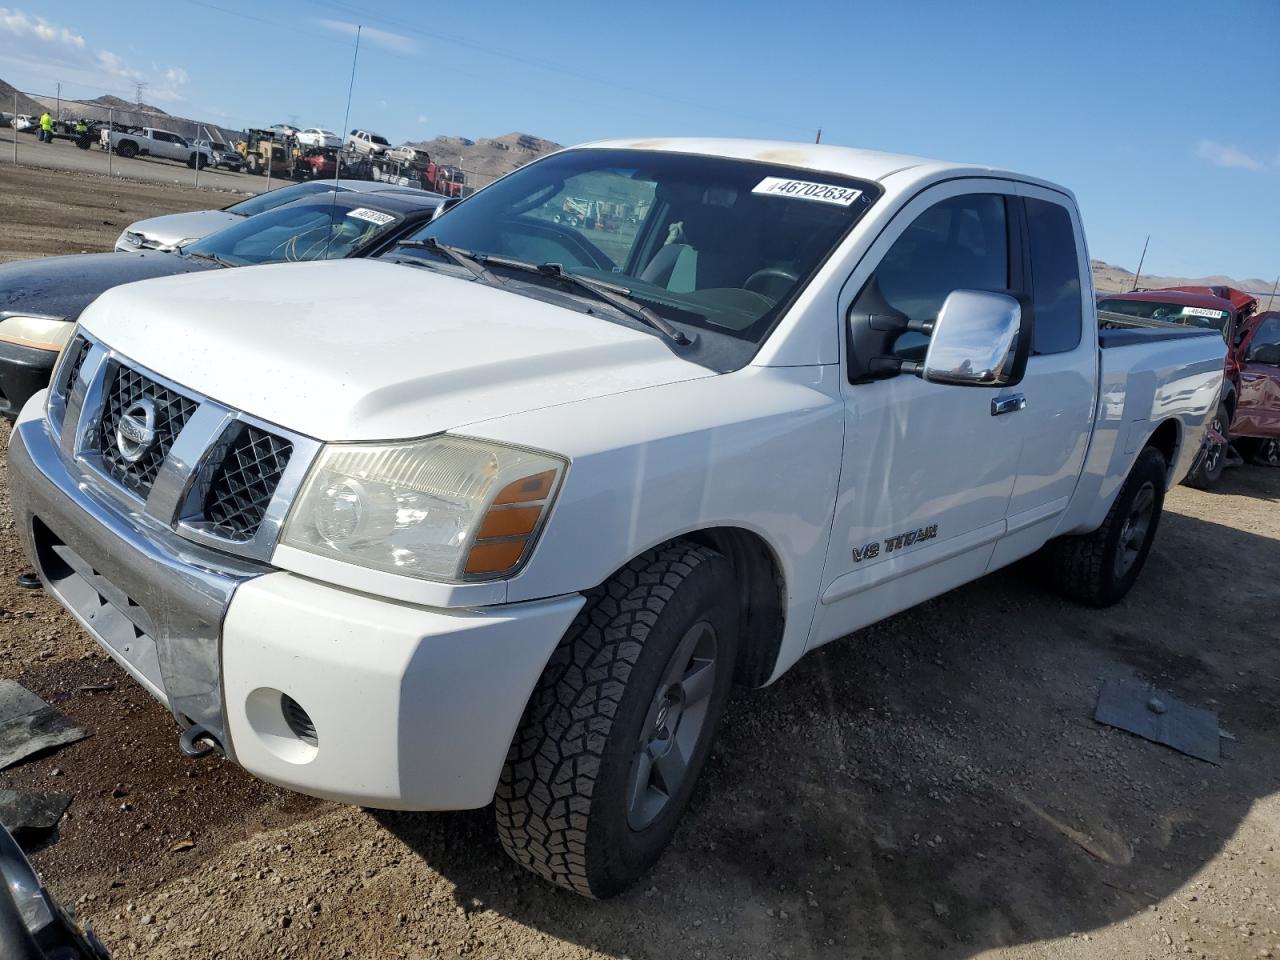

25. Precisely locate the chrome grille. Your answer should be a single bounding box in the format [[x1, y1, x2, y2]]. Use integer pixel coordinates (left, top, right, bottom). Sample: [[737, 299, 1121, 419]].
[[62, 337, 92, 394], [200, 424, 293, 542], [98, 363, 198, 497], [53, 339, 319, 561]]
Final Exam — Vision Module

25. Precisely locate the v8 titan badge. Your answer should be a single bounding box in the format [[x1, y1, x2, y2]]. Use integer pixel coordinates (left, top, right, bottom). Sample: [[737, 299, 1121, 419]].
[[752, 177, 862, 206], [852, 524, 939, 562]]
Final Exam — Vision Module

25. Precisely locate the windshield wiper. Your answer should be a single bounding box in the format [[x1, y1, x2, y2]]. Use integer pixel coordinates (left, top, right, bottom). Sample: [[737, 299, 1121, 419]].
[[182, 250, 231, 268], [397, 238, 497, 283], [480, 256, 692, 346]]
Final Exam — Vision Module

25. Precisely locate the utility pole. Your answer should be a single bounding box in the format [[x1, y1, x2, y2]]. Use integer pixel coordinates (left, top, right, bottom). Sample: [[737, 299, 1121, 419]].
[[107, 108, 113, 176], [1131, 235, 1150, 292], [1266, 276, 1279, 314], [134, 82, 148, 107], [55, 81, 61, 122], [815, 128, 822, 144], [12, 92, 17, 165]]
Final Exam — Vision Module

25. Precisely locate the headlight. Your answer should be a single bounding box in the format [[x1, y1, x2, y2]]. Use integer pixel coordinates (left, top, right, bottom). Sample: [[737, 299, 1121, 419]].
[[0, 315, 74, 353], [281, 435, 565, 582]]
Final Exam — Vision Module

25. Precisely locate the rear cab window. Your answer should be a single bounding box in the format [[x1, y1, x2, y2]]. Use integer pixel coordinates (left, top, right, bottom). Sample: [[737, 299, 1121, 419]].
[[1025, 197, 1083, 354]]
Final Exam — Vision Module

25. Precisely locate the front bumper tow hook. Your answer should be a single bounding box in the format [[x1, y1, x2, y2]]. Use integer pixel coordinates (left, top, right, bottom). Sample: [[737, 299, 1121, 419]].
[[178, 724, 220, 758]]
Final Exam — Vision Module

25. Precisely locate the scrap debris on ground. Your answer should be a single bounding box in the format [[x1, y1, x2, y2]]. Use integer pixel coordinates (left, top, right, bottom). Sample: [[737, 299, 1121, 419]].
[[1095, 675, 1223, 764], [0, 678, 85, 770]]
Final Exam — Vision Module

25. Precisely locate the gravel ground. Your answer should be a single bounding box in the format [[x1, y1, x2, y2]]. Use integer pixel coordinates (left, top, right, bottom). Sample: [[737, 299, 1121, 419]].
[[0, 164, 1277, 960]]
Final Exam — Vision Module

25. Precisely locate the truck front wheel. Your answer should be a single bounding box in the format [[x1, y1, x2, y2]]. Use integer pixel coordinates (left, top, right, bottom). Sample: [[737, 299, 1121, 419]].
[[1046, 445, 1167, 607], [495, 540, 738, 898]]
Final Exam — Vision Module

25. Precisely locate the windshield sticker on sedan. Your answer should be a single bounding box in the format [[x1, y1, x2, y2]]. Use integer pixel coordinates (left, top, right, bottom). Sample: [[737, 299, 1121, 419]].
[[1181, 307, 1227, 319], [346, 208, 396, 226], [752, 177, 862, 206]]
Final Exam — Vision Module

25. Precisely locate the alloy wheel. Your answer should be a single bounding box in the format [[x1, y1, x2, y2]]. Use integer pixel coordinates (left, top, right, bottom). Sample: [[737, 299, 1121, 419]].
[[626, 621, 718, 831]]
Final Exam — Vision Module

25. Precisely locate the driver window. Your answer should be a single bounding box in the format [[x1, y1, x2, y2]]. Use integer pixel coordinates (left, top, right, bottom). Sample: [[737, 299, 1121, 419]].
[[1249, 316, 1280, 363], [863, 194, 1009, 359]]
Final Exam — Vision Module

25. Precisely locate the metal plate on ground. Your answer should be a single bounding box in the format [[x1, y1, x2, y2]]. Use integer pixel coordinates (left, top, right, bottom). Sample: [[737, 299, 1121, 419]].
[[0, 789, 72, 841], [1095, 676, 1220, 764], [0, 680, 86, 770]]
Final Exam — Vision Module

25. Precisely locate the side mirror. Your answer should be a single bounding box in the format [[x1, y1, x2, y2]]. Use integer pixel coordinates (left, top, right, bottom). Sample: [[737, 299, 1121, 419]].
[[920, 289, 1031, 387]]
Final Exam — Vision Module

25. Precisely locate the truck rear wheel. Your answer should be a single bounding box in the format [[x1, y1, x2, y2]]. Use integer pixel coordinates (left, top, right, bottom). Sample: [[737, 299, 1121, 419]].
[[1046, 445, 1166, 607], [495, 540, 738, 898], [1183, 402, 1229, 489]]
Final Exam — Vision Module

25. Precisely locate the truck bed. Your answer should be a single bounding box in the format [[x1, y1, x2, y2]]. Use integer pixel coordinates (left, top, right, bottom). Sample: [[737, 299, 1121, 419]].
[[1056, 321, 1226, 537]]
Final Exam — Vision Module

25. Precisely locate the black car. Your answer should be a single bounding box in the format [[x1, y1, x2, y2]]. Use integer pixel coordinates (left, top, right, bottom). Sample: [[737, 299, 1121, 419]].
[[0, 191, 448, 418]]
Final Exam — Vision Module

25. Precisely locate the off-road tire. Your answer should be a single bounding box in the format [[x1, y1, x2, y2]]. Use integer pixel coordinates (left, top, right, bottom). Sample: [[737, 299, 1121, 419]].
[[1184, 402, 1229, 489], [495, 540, 738, 898], [1046, 445, 1167, 607]]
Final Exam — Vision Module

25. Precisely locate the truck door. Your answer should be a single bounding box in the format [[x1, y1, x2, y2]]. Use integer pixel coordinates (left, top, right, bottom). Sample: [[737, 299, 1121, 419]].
[[1236, 314, 1280, 439], [812, 180, 1025, 647], [987, 184, 1098, 568]]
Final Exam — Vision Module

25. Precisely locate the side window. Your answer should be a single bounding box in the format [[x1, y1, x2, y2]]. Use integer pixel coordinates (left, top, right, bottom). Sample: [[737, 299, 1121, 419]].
[[1249, 316, 1280, 363], [1025, 197, 1083, 354], [862, 194, 1009, 360]]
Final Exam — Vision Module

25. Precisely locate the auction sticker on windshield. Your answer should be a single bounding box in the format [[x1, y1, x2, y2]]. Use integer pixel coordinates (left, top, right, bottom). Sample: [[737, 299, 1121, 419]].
[[752, 177, 862, 206], [347, 208, 396, 226]]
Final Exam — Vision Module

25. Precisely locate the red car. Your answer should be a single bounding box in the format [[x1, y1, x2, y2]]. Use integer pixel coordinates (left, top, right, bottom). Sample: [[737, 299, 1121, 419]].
[[1097, 286, 1274, 484], [1233, 310, 1280, 466]]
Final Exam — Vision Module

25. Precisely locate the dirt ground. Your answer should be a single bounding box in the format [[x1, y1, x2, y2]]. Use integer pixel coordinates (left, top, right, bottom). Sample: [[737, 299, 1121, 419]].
[[0, 162, 250, 262], [0, 165, 1278, 960]]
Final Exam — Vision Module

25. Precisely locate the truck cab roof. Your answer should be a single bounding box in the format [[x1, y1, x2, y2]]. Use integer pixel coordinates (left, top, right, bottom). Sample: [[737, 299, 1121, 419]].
[[579, 137, 1075, 197]]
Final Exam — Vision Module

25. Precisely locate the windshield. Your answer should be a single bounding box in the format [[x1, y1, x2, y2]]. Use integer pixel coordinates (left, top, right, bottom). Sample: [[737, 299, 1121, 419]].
[[392, 148, 877, 355], [185, 201, 400, 266], [225, 182, 345, 218], [1098, 298, 1231, 334]]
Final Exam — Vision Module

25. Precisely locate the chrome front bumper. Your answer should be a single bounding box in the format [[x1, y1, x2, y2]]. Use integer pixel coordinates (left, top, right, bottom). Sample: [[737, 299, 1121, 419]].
[[9, 402, 268, 754]]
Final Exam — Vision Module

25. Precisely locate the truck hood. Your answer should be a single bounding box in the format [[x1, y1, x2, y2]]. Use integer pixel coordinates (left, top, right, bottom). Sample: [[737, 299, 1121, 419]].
[[78, 259, 717, 442], [0, 251, 216, 322]]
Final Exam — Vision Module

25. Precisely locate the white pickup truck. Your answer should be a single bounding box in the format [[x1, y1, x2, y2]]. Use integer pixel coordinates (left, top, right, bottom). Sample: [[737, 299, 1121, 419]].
[[105, 126, 214, 168], [10, 139, 1224, 898]]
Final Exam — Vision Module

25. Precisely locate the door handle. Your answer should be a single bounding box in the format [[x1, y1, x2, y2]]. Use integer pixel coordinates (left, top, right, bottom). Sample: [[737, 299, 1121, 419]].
[[991, 394, 1027, 416]]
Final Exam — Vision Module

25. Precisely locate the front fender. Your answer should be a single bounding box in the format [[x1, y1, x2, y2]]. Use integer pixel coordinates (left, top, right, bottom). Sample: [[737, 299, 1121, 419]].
[[466, 364, 847, 682]]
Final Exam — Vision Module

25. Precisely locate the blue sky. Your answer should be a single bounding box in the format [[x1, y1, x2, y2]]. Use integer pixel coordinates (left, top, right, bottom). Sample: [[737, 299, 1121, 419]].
[[2, 0, 1277, 282]]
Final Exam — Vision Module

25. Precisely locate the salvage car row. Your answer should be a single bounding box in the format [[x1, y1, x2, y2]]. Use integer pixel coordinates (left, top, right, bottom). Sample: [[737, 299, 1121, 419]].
[[0, 140, 1242, 919]]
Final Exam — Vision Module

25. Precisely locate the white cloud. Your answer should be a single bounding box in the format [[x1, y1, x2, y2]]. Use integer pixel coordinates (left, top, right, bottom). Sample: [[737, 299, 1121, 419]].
[[0, 7, 191, 110], [314, 18, 416, 53], [96, 49, 143, 82], [0, 7, 84, 48], [1194, 139, 1265, 172], [417, 114, 429, 124]]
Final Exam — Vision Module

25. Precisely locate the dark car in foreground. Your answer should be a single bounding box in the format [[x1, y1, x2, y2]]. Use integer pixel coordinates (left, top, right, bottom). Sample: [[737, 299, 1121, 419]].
[[0, 190, 447, 417], [0, 824, 108, 959]]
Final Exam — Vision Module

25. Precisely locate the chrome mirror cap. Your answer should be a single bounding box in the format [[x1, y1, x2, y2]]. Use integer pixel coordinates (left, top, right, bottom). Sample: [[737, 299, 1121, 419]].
[[922, 289, 1025, 387]]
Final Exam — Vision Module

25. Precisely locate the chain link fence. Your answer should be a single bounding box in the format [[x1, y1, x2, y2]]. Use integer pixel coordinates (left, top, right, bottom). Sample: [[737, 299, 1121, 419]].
[[1, 89, 499, 196]]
